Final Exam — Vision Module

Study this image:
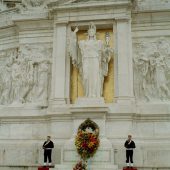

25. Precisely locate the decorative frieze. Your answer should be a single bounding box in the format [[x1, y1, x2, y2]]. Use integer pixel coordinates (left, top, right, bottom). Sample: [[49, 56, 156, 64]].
[[133, 37, 170, 102], [0, 45, 52, 106]]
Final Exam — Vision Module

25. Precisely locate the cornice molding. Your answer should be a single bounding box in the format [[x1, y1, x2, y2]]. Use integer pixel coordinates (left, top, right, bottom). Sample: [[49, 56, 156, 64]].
[[49, 0, 133, 12]]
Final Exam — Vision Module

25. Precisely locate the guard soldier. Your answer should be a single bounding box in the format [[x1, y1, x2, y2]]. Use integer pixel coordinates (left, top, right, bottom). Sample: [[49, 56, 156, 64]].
[[124, 135, 136, 168], [43, 136, 54, 166]]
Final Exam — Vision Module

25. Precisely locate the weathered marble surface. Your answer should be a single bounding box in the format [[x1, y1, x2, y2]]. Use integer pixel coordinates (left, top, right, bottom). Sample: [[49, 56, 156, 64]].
[[0, 1, 170, 170]]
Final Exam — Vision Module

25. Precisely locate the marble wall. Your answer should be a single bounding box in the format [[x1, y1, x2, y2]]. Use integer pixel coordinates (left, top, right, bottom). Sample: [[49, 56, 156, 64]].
[[0, 0, 170, 170]]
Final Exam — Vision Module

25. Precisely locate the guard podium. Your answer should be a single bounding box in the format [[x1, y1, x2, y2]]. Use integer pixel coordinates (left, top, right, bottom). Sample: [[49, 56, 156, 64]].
[[123, 167, 137, 170], [38, 167, 49, 170], [38, 165, 55, 170]]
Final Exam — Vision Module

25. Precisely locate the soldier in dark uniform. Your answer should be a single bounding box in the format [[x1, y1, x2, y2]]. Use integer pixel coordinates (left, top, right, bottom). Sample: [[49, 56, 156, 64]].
[[43, 136, 54, 166], [124, 135, 136, 168]]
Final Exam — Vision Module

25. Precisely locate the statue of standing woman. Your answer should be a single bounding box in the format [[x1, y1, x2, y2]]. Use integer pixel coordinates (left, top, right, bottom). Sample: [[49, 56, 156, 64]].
[[69, 22, 113, 98]]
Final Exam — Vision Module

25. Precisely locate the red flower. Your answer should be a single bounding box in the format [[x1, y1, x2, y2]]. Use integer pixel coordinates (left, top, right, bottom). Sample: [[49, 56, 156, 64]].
[[82, 142, 88, 148], [75, 130, 100, 159]]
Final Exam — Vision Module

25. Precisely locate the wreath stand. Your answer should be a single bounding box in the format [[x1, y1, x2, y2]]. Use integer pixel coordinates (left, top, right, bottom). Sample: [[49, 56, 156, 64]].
[[52, 105, 118, 170]]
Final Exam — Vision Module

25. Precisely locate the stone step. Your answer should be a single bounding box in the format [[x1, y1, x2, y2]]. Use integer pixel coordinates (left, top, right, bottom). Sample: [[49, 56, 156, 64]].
[[49, 164, 118, 170], [0, 165, 55, 170], [121, 166, 170, 170], [0, 165, 170, 170]]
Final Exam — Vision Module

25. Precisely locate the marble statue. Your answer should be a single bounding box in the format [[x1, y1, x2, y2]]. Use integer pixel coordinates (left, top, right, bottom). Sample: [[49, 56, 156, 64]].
[[69, 22, 113, 98]]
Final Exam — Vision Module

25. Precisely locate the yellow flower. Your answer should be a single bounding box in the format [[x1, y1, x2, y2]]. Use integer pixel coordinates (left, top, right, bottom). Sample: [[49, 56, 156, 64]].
[[88, 142, 94, 148]]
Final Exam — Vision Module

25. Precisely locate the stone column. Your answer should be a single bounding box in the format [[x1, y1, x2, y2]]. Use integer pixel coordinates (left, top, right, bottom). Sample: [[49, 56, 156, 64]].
[[50, 22, 67, 107], [114, 19, 134, 103]]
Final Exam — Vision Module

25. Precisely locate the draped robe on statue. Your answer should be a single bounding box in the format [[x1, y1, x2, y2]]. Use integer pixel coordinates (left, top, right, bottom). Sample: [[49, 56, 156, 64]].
[[79, 39, 103, 97]]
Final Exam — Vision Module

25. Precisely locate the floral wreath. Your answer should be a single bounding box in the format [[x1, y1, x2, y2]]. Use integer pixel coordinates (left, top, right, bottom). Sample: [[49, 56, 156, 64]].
[[75, 118, 100, 160]]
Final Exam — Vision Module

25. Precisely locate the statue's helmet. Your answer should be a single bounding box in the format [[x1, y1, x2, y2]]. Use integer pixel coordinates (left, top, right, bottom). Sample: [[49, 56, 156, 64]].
[[88, 22, 96, 37]]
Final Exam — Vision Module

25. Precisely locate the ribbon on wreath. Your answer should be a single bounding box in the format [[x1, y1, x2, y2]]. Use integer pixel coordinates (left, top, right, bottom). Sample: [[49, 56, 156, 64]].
[[87, 158, 91, 170]]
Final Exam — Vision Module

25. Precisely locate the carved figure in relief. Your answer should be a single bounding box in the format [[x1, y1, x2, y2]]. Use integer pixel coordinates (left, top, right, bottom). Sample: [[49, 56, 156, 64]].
[[20, 55, 34, 103], [151, 52, 170, 100], [134, 53, 150, 101], [0, 46, 51, 106], [0, 61, 12, 104], [0, 49, 17, 104], [20, 46, 51, 105], [11, 57, 22, 104], [134, 38, 170, 101], [36, 59, 50, 105], [69, 22, 113, 98]]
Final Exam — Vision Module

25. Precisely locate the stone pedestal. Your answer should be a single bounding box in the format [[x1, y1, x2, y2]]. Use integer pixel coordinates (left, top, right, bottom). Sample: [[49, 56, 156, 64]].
[[75, 97, 105, 106], [52, 105, 118, 170], [62, 137, 115, 165]]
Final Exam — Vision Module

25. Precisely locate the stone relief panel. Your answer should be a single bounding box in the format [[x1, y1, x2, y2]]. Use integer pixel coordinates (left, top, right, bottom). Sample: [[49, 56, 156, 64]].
[[0, 0, 47, 11], [0, 0, 48, 28], [133, 37, 170, 102], [0, 45, 52, 106], [21, 0, 47, 10], [133, 0, 170, 11], [0, 0, 22, 11]]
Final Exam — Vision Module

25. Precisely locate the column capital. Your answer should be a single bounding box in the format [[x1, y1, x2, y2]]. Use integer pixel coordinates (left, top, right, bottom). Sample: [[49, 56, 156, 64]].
[[114, 15, 131, 21], [54, 20, 69, 25]]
